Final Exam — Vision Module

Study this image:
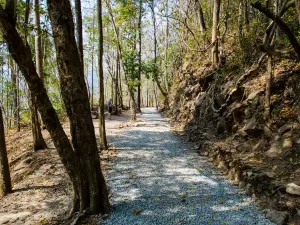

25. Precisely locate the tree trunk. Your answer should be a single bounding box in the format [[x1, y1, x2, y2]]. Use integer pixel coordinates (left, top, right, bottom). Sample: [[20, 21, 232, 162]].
[[15, 67, 20, 131], [97, 0, 108, 150], [211, 0, 220, 68], [118, 58, 123, 109], [296, 0, 300, 24], [75, 0, 84, 66], [244, 0, 250, 31], [195, 0, 209, 46], [0, 106, 12, 198], [91, 9, 95, 108], [47, 0, 109, 213], [11, 60, 18, 129], [137, 0, 142, 113], [150, 0, 167, 98], [32, 0, 47, 151], [114, 49, 119, 114], [30, 94, 46, 151], [0, 2, 109, 214], [265, 55, 272, 119]]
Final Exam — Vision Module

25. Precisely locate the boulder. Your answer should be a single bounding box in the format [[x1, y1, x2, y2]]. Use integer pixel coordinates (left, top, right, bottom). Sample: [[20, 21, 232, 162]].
[[216, 119, 226, 134], [266, 209, 289, 225], [243, 117, 263, 137], [236, 139, 260, 152], [195, 92, 206, 106], [266, 141, 283, 158], [286, 183, 300, 196]]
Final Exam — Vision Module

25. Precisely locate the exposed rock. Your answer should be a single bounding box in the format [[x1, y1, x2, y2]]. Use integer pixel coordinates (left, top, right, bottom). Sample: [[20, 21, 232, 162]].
[[266, 142, 283, 158], [263, 125, 273, 138], [216, 119, 226, 134], [195, 92, 206, 106], [246, 90, 263, 104], [245, 183, 253, 195], [244, 117, 263, 137], [236, 139, 260, 152], [282, 138, 293, 150], [278, 124, 293, 135], [252, 139, 265, 152], [286, 183, 300, 196], [244, 108, 252, 119], [184, 86, 192, 97], [236, 128, 248, 137], [230, 87, 245, 102], [266, 209, 288, 225]]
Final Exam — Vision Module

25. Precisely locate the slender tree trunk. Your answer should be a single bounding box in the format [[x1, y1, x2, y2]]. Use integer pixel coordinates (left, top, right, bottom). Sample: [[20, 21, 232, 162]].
[[98, 0, 108, 150], [244, 0, 250, 31], [75, 0, 84, 66], [11, 60, 17, 129], [114, 49, 119, 114], [211, 0, 220, 68], [0, 106, 12, 198], [1, 65, 3, 103], [296, 0, 300, 24], [91, 9, 95, 108], [265, 55, 272, 119], [195, 0, 209, 47], [118, 59, 123, 109], [16, 67, 20, 131], [150, 0, 167, 98], [137, 0, 142, 113], [32, 0, 46, 151]]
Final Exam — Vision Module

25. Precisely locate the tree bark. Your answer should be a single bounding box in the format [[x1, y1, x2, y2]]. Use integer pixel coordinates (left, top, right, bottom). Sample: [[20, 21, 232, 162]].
[[114, 49, 119, 114], [98, 0, 108, 150], [0, 2, 109, 214], [32, 0, 47, 150], [75, 0, 84, 66], [137, 0, 142, 113], [195, 0, 209, 46], [47, 0, 109, 213], [0, 106, 12, 198], [211, 0, 220, 68], [91, 9, 95, 108], [265, 55, 272, 119], [296, 0, 300, 24]]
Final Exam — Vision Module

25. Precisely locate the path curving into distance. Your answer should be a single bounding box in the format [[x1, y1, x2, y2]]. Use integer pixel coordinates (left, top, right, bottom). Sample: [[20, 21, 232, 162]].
[[103, 108, 274, 225]]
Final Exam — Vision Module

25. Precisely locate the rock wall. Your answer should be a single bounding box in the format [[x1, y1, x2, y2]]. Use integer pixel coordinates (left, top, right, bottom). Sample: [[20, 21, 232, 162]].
[[166, 55, 300, 225]]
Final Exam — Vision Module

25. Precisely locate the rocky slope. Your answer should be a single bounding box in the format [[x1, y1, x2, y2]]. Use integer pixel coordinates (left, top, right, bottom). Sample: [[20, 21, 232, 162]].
[[165, 53, 300, 225]]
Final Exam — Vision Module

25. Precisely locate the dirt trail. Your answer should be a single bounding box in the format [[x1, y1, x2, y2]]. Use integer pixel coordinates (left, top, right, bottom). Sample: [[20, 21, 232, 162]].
[[0, 112, 130, 225]]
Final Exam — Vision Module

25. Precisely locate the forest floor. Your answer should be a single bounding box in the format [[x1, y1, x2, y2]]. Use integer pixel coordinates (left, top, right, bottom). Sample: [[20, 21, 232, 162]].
[[102, 108, 274, 225], [0, 111, 130, 225]]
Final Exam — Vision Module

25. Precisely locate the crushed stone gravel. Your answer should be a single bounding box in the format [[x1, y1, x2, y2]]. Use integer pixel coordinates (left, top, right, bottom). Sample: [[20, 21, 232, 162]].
[[103, 108, 274, 225]]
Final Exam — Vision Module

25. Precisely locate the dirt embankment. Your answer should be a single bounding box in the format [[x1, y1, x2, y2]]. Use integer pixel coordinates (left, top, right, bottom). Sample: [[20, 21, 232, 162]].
[[165, 54, 300, 225], [0, 112, 130, 225]]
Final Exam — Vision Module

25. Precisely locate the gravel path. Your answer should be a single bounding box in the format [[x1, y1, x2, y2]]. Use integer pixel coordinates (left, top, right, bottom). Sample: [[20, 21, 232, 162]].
[[104, 108, 274, 225]]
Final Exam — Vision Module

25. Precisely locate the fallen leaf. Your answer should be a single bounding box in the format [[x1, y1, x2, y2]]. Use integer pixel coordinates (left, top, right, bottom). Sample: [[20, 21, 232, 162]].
[[180, 194, 185, 199], [132, 209, 142, 215]]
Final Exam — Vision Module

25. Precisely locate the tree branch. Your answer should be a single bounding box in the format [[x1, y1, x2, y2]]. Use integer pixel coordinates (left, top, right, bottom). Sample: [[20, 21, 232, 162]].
[[251, 1, 300, 58]]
